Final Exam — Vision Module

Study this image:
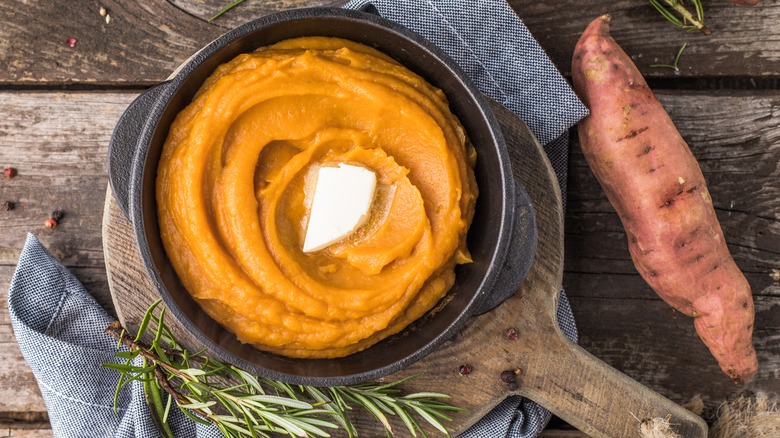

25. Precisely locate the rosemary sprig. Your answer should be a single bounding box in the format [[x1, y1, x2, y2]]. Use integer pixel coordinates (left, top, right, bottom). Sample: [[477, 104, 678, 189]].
[[649, 0, 711, 34], [103, 300, 463, 437], [208, 0, 249, 22], [650, 42, 688, 72]]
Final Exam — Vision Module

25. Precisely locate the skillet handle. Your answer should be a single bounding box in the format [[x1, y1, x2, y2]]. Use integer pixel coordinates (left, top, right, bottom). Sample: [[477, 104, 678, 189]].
[[472, 178, 537, 315], [107, 83, 169, 219]]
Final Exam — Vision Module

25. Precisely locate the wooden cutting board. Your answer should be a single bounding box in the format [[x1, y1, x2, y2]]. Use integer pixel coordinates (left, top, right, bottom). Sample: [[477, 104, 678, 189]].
[[102, 100, 707, 437]]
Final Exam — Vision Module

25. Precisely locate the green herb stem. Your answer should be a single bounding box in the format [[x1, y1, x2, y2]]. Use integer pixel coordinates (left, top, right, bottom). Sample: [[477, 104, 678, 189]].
[[649, 0, 711, 35], [650, 42, 688, 72], [103, 302, 463, 438], [208, 0, 249, 22]]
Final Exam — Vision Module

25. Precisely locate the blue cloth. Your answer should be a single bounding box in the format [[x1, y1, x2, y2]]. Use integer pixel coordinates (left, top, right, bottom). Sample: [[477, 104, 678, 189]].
[[9, 236, 222, 437], [9, 1, 586, 437]]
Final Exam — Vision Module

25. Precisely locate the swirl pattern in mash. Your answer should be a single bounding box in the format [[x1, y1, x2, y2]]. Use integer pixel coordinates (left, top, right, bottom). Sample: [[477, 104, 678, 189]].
[[156, 37, 477, 358]]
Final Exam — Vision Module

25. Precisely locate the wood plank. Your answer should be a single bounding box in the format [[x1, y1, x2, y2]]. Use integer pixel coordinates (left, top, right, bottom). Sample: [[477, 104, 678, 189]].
[[0, 90, 777, 430], [0, 92, 130, 421], [539, 431, 590, 438], [0, 91, 136, 272], [510, 0, 780, 78], [1, 0, 779, 84], [566, 91, 780, 295], [6, 429, 52, 438], [0, 0, 342, 85], [568, 285, 780, 417]]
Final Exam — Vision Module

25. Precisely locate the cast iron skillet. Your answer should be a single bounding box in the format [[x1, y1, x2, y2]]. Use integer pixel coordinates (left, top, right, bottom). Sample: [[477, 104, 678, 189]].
[[107, 7, 537, 386]]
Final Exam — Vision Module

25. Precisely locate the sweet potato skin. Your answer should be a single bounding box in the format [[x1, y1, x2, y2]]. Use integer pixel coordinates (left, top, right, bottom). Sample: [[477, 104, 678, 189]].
[[572, 15, 757, 383]]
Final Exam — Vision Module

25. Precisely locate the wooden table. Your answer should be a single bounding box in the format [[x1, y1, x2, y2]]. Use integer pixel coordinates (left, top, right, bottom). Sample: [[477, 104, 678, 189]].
[[1, 1, 778, 436]]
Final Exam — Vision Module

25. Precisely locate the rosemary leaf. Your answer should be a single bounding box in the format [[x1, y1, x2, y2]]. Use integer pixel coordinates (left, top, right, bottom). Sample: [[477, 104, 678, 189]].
[[243, 394, 313, 409], [283, 416, 333, 438], [134, 299, 161, 342], [151, 306, 166, 350], [410, 405, 450, 437], [182, 367, 207, 377], [350, 392, 393, 433], [213, 416, 254, 436], [649, 0, 711, 34], [102, 362, 156, 373], [181, 405, 212, 426], [104, 301, 464, 437], [232, 366, 264, 394], [145, 366, 175, 438], [373, 373, 417, 389], [308, 386, 355, 436], [649, 0, 683, 26], [112, 368, 126, 413], [237, 405, 257, 438], [401, 392, 451, 400], [393, 403, 418, 437], [208, 0, 249, 23], [214, 392, 241, 420], [162, 393, 173, 424], [179, 400, 218, 410], [255, 410, 308, 436], [115, 350, 140, 360], [650, 42, 688, 72]]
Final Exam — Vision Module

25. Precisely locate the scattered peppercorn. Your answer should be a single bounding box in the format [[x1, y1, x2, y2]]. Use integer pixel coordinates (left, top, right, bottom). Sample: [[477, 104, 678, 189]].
[[500, 370, 516, 384], [44, 210, 65, 229], [458, 364, 473, 376], [2, 201, 14, 211], [66, 37, 77, 48], [4, 167, 17, 179], [500, 368, 522, 388], [504, 327, 519, 341]]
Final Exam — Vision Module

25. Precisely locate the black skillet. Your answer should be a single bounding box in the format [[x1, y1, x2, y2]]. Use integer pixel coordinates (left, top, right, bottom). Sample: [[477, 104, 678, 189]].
[[107, 7, 536, 386]]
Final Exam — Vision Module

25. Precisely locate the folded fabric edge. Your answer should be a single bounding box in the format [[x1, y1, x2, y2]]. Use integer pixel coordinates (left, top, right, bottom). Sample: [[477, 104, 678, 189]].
[[8, 234, 69, 334]]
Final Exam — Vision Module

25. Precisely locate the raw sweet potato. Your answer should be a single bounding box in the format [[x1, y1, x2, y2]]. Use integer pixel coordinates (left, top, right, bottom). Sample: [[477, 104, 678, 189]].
[[572, 15, 758, 383]]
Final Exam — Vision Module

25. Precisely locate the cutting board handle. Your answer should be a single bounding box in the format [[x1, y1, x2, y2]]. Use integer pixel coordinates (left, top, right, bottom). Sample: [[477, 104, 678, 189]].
[[512, 285, 708, 438], [484, 99, 708, 437]]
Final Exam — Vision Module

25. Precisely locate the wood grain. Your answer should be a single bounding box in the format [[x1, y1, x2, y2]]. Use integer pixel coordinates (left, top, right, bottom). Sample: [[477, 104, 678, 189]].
[[568, 288, 780, 412], [1, 88, 778, 432], [538, 431, 589, 438], [0, 92, 133, 421], [1, 0, 779, 84], [103, 99, 706, 437], [4, 429, 53, 438]]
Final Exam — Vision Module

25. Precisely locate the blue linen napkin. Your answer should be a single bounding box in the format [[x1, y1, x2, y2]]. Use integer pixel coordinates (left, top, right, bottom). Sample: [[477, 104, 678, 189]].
[[8, 0, 587, 436]]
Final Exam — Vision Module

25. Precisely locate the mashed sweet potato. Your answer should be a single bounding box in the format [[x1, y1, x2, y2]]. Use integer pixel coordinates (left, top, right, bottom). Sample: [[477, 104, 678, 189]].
[[156, 37, 477, 358]]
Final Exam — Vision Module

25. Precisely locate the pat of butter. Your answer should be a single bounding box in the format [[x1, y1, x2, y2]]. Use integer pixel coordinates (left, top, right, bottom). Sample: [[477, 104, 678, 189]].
[[303, 163, 377, 253]]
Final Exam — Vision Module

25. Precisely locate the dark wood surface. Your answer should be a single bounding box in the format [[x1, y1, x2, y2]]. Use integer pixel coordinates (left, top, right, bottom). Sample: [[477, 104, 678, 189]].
[[104, 100, 707, 437], [1, 0, 778, 436]]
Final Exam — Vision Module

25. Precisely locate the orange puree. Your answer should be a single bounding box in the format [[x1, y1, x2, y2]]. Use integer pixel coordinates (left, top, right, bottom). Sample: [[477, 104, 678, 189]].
[[156, 37, 477, 358]]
